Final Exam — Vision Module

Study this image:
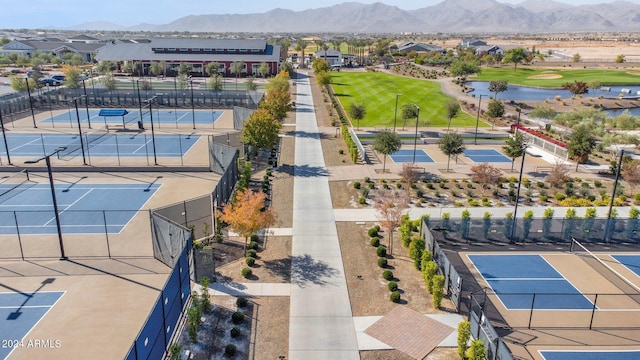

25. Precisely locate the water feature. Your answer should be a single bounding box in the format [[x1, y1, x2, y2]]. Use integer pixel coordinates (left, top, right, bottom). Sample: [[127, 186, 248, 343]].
[[467, 81, 640, 101]]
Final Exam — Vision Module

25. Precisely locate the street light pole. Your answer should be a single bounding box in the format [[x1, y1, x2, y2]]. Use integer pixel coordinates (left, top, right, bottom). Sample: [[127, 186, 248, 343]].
[[189, 77, 196, 129], [393, 93, 402, 132], [82, 80, 92, 128], [474, 94, 484, 145], [604, 149, 624, 241], [25, 77, 37, 128], [72, 98, 88, 165], [0, 111, 11, 165], [146, 96, 159, 165], [25, 146, 68, 260], [136, 79, 143, 126], [511, 146, 527, 241], [412, 104, 420, 164]]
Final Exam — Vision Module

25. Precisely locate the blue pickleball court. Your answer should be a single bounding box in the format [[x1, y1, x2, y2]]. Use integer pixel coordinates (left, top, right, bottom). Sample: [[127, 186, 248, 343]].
[[0, 291, 65, 360], [612, 255, 640, 277], [389, 149, 434, 163], [0, 133, 199, 158], [540, 350, 640, 360], [40, 109, 222, 126], [463, 149, 511, 163], [468, 254, 594, 310], [0, 183, 159, 235]]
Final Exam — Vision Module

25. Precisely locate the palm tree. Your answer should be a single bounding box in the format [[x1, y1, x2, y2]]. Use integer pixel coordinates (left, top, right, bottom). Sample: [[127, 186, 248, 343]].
[[295, 40, 308, 68]]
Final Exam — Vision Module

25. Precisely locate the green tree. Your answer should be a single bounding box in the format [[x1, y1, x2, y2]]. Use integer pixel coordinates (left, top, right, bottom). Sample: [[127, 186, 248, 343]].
[[530, 106, 557, 120], [206, 61, 221, 76], [97, 60, 113, 73], [178, 62, 191, 76], [567, 124, 596, 171], [70, 54, 84, 66], [199, 277, 212, 314], [487, 99, 505, 119], [503, 132, 527, 171], [438, 132, 465, 172], [101, 71, 117, 90], [150, 62, 164, 77], [562, 80, 589, 101], [245, 76, 257, 91], [312, 58, 330, 73], [448, 60, 480, 80], [401, 103, 419, 130], [616, 54, 626, 63], [230, 61, 245, 89], [446, 99, 460, 130], [349, 103, 367, 130], [316, 71, 331, 87], [373, 130, 401, 173], [63, 66, 82, 89], [261, 84, 291, 120], [572, 53, 582, 63], [295, 40, 308, 68], [241, 108, 282, 158], [281, 61, 293, 75], [258, 62, 270, 78], [0, 38, 10, 46], [503, 47, 527, 71], [208, 74, 224, 90], [466, 339, 487, 360], [187, 305, 201, 343], [457, 321, 471, 359], [10, 76, 34, 91], [489, 80, 508, 100], [176, 73, 188, 90], [432, 274, 445, 308]]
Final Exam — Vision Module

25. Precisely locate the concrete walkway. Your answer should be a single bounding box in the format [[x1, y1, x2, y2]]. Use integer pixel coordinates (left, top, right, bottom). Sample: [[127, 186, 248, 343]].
[[289, 71, 360, 359]]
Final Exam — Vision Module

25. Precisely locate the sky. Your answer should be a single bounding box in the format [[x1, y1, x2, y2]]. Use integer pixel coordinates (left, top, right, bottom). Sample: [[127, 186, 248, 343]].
[[4, 0, 640, 29]]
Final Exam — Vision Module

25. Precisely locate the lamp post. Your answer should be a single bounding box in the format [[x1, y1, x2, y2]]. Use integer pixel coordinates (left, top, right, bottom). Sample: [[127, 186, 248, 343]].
[[393, 93, 402, 132], [135, 78, 143, 126], [25, 146, 68, 260], [412, 104, 420, 164], [511, 145, 527, 241], [0, 111, 11, 165], [72, 97, 88, 165], [189, 77, 196, 129], [514, 107, 522, 136], [146, 96, 159, 165], [25, 77, 37, 128], [81, 80, 92, 128], [604, 149, 624, 241], [474, 94, 484, 145]]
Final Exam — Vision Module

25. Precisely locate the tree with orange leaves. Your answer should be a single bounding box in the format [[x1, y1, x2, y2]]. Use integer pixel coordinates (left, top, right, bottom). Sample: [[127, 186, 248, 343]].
[[217, 188, 276, 254]]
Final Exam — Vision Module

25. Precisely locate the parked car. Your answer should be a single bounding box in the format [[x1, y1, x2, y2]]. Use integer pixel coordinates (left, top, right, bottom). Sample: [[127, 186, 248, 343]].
[[51, 74, 66, 82], [41, 78, 62, 86]]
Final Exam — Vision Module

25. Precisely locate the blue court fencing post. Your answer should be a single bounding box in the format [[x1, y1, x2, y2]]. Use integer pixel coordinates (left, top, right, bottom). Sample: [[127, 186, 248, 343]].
[[0, 111, 11, 165]]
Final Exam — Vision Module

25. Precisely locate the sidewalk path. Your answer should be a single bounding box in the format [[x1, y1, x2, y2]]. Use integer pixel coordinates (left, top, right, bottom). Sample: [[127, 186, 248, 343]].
[[289, 71, 359, 359]]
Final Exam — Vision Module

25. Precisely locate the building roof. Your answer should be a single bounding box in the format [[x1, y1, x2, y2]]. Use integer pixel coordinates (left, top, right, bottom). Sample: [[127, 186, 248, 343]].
[[314, 49, 341, 57], [397, 42, 443, 53], [1, 40, 104, 53], [67, 34, 99, 41], [95, 40, 281, 63]]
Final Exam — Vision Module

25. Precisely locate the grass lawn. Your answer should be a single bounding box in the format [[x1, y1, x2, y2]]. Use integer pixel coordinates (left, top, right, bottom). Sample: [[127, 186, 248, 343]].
[[330, 71, 485, 128], [472, 66, 640, 87]]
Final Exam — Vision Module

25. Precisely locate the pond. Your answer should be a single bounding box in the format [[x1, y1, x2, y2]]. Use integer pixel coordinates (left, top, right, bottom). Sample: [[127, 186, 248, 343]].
[[467, 81, 640, 101]]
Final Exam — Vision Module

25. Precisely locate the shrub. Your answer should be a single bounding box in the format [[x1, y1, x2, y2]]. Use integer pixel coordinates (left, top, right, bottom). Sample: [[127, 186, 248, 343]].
[[364, 176, 371, 183], [368, 227, 379, 237], [555, 193, 566, 201], [250, 234, 259, 242], [246, 249, 257, 258], [232, 311, 245, 324], [225, 344, 237, 356], [359, 197, 367, 205], [540, 195, 548, 202], [426, 182, 434, 189], [383, 270, 394, 280], [390, 291, 401, 303], [376, 245, 387, 257], [236, 296, 248, 308], [338, 149, 344, 155], [248, 241, 259, 250], [378, 257, 388, 268], [241, 267, 252, 278], [370, 237, 380, 247], [388, 281, 398, 291], [230, 327, 241, 338], [458, 321, 471, 359], [245, 256, 256, 266], [594, 180, 603, 188], [368, 182, 375, 189], [432, 275, 445, 309], [353, 181, 361, 189]]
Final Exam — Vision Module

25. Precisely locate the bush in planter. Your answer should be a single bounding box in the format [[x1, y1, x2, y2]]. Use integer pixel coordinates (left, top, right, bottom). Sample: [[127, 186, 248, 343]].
[[230, 327, 241, 338], [359, 197, 367, 205], [432, 274, 445, 309], [241, 267, 252, 278], [247, 249, 258, 258], [376, 245, 387, 257], [245, 256, 256, 266], [378, 257, 388, 268], [236, 296, 248, 308], [370, 237, 380, 247], [353, 181, 361, 189], [390, 291, 401, 303], [248, 241, 259, 250], [368, 227, 379, 237], [232, 311, 245, 324], [388, 281, 398, 291], [225, 344, 237, 356], [382, 270, 394, 280]]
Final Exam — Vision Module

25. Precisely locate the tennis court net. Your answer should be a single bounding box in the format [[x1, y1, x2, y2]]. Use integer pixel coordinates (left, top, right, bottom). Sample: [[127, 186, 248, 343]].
[[571, 238, 640, 304], [58, 127, 110, 160], [0, 169, 33, 200]]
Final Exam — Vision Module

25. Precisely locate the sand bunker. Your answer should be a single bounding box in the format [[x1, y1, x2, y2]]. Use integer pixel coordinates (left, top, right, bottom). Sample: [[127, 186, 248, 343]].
[[527, 74, 563, 79], [626, 71, 640, 76]]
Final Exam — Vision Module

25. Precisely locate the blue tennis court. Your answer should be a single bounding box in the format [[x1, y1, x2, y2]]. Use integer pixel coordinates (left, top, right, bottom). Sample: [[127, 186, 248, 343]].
[[0, 183, 159, 235], [463, 149, 511, 163], [41, 109, 222, 126], [468, 254, 593, 310], [0, 291, 65, 360], [0, 133, 199, 158], [612, 255, 640, 277], [540, 350, 640, 360], [389, 149, 434, 163]]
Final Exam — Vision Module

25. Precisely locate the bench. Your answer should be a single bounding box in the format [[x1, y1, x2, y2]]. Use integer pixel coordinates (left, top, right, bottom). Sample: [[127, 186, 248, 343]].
[[535, 166, 552, 173]]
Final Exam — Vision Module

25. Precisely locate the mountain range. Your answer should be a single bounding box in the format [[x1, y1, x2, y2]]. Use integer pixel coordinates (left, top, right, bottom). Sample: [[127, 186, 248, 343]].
[[70, 0, 640, 33]]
